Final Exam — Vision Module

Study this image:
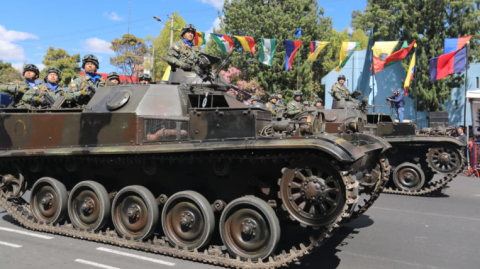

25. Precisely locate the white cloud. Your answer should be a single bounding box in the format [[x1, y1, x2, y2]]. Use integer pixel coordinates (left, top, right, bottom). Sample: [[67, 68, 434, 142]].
[[205, 17, 222, 41], [0, 25, 38, 61], [12, 63, 45, 72], [103, 12, 123, 21], [197, 0, 224, 9], [83, 38, 114, 54]]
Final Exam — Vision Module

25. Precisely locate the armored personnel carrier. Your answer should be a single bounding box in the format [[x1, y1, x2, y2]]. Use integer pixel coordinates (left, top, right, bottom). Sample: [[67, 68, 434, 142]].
[[0, 54, 390, 268], [319, 96, 464, 196]]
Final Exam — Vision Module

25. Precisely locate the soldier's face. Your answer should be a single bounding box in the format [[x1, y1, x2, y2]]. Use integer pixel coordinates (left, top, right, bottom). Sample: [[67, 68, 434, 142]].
[[315, 102, 322, 107], [277, 94, 282, 99], [84, 62, 97, 73], [184, 31, 195, 42], [295, 95, 301, 101], [47, 73, 59, 83], [252, 100, 258, 104], [140, 80, 149, 85], [339, 79, 345, 84], [305, 105, 310, 108], [110, 79, 119, 85], [271, 98, 277, 103], [24, 71, 36, 80]]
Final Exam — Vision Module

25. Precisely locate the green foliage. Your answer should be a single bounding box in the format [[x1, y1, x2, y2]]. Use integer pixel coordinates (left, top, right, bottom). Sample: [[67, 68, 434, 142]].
[[0, 60, 22, 83], [351, 29, 368, 50], [110, 34, 148, 81], [221, 0, 333, 102], [40, 47, 80, 87], [153, 12, 186, 80], [353, 0, 480, 112]]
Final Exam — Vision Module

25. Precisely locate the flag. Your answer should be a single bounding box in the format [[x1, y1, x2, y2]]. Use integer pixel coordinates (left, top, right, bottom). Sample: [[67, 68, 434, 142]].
[[383, 40, 416, 68], [307, 41, 329, 62], [335, 42, 361, 72], [444, 35, 472, 54], [404, 46, 416, 95], [211, 33, 233, 53], [234, 35, 255, 55], [259, 38, 276, 66], [194, 31, 206, 46], [372, 41, 398, 73], [285, 40, 303, 71], [295, 27, 302, 38], [429, 46, 467, 82]]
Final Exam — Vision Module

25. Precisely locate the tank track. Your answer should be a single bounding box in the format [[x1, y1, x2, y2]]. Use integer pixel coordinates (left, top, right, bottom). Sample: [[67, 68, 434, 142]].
[[383, 147, 464, 196], [350, 156, 390, 220], [0, 152, 359, 269]]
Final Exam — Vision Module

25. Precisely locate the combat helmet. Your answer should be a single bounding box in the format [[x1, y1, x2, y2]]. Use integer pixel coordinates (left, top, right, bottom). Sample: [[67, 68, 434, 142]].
[[251, 95, 261, 102], [44, 67, 62, 83], [269, 93, 278, 100], [23, 64, 40, 78], [107, 72, 120, 81], [138, 73, 152, 82], [181, 24, 196, 38], [314, 97, 323, 103], [275, 90, 283, 95], [82, 54, 99, 69], [293, 90, 303, 96], [303, 101, 311, 106], [337, 74, 346, 81]]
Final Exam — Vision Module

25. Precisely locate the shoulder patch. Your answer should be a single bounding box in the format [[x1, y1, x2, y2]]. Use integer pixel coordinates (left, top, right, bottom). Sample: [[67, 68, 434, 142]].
[[173, 45, 180, 51]]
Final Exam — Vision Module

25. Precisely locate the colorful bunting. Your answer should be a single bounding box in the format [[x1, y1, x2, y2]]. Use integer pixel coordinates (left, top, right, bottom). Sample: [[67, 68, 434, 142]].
[[234, 35, 256, 55], [335, 42, 361, 72], [194, 31, 206, 46], [404, 44, 416, 95], [444, 36, 472, 54], [383, 40, 416, 68], [372, 41, 398, 73], [308, 41, 329, 62], [211, 33, 233, 53], [259, 38, 276, 66], [285, 40, 303, 71], [295, 27, 302, 38]]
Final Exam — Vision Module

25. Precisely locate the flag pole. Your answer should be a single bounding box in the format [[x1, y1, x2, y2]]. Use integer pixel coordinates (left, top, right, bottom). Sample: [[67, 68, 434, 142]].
[[464, 42, 469, 129], [352, 53, 355, 91], [414, 44, 418, 124]]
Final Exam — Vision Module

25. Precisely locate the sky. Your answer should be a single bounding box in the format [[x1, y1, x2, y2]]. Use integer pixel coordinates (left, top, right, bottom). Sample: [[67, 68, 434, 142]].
[[0, 0, 367, 74]]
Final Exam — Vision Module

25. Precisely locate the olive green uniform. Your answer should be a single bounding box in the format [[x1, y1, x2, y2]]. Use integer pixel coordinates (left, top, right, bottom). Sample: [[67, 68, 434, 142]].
[[265, 102, 277, 115], [17, 84, 65, 108], [0, 80, 40, 105], [67, 74, 105, 106], [286, 100, 305, 117], [331, 82, 351, 101], [165, 40, 200, 69]]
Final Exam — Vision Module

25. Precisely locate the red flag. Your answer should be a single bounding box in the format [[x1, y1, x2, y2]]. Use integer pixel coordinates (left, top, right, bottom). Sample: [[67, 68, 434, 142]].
[[383, 40, 416, 68]]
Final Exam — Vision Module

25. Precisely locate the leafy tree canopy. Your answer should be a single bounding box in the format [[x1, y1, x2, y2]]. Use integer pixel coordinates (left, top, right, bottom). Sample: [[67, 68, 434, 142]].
[[40, 47, 80, 87], [0, 60, 22, 83], [110, 34, 148, 81]]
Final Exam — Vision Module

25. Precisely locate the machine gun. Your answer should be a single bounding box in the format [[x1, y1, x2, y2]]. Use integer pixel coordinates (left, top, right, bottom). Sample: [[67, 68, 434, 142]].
[[86, 85, 96, 98], [38, 91, 55, 107]]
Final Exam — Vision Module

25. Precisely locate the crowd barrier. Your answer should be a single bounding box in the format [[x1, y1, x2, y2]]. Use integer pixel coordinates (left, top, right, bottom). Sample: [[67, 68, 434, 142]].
[[467, 142, 480, 177]]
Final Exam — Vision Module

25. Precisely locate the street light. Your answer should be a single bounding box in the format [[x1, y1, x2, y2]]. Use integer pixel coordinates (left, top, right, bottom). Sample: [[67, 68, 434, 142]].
[[152, 16, 162, 82], [153, 16, 161, 22]]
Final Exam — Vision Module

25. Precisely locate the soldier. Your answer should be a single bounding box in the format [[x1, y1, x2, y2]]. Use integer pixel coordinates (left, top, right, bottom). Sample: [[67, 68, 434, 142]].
[[275, 90, 285, 107], [303, 101, 311, 108], [314, 98, 323, 108], [67, 54, 105, 106], [18, 67, 65, 108], [330, 74, 361, 108], [138, 73, 152, 85], [286, 90, 305, 117], [265, 93, 278, 115], [164, 24, 199, 71], [0, 64, 42, 103], [107, 72, 120, 85], [251, 95, 261, 105]]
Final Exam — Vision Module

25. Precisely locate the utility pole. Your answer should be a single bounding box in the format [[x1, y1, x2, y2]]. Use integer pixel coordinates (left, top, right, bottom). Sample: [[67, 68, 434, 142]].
[[170, 15, 174, 46], [153, 16, 161, 82]]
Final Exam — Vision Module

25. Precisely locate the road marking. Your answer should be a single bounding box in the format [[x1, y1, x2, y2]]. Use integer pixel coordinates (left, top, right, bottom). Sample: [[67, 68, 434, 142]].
[[0, 241, 22, 248], [0, 227, 54, 239], [75, 259, 120, 269], [373, 207, 480, 222], [342, 251, 444, 269], [97, 247, 175, 266]]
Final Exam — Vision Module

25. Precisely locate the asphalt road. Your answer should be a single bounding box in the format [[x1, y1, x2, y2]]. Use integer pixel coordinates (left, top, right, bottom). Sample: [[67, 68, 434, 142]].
[[1, 174, 479, 269]]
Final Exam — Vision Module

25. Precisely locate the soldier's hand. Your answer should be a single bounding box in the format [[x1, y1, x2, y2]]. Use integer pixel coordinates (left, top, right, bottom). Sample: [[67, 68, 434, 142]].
[[80, 90, 88, 96], [35, 96, 42, 102], [20, 89, 27, 94], [180, 63, 192, 71]]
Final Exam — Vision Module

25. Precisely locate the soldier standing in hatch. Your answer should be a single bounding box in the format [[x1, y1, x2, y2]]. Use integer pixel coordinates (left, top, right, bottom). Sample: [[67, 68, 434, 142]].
[[67, 54, 105, 106], [286, 91, 306, 117], [275, 90, 285, 108], [0, 64, 42, 104], [164, 24, 199, 71], [330, 74, 361, 108], [314, 98, 324, 109], [138, 73, 152, 85], [106, 72, 120, 86], [265, 93, 278, 115], [19, 67, 65, 108]]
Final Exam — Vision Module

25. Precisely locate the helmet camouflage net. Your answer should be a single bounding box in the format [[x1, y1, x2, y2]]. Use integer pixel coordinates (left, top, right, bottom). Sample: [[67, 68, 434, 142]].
[[44, 66, 62, 83], [337, 74, 346, 81], [314, 97, 323, 103], [269, 93, 278, 100], [293, 90, 303, 96], [275, 90, 283, 95], [303, 101, 310, 105], [107, 72, 120, 80], [82, 54, 99, 69], [181, 24, 196, 37], [23, 64, 40, 77], [138, 73, 152, 81]]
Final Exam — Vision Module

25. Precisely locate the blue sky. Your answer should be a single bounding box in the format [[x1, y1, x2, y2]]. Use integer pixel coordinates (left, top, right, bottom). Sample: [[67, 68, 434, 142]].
[[0, 0, 366, 74]]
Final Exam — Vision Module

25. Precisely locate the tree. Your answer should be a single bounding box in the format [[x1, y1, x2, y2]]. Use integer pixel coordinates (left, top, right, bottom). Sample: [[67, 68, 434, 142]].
[[351, 29, 368, 50], [220, 0, 333, 103], [110, 34, 148, 81], [0, 60, 22, 82], [152, 12, 186, 80], [353, 0, 480, 112], [40, 47, 80, 87]]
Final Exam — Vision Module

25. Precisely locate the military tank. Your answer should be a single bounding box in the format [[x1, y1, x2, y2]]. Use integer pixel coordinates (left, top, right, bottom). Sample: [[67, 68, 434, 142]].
[[0, 53, 390, 268], [319, 95, 465, 196]]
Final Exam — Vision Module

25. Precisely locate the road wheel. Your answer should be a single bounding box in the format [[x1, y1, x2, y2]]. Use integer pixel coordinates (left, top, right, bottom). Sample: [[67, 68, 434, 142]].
[[30, 177, 68, 224], [68, 181, 110, 231]]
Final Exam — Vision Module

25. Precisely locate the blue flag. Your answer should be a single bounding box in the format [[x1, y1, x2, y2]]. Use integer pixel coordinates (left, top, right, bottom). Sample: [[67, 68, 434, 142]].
[[295, 27, 301, 38]]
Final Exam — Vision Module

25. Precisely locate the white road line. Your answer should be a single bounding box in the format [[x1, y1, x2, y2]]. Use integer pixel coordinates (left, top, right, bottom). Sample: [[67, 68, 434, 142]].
[[373, 207, 480, 222], [75, 259, 120, 269], [0, 227, 54, 239], [342, 251, 444, 269], [0, 241, 22, 248], [97, 247, 175, 266]]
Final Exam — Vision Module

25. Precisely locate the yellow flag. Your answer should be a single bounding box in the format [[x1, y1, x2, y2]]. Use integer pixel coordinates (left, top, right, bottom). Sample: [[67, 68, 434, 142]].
[[307, 41, 330, 62], [403, 43, 417, 93], [335, 42, 361, 72], [233, 35, 256, 55], [162, 65, 171, 81], [372, 41, 398, 73]]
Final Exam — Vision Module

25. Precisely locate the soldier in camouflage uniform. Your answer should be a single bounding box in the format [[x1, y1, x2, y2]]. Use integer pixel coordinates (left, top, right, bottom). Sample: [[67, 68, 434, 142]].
[[275, 90, 285, 107], [164, 24, 199, 71], [286, 90, 305, 117], [330, 74, 361, 109], [0, 64, 42, 105], [314, 98, 324, 109], [303, 101, 311, 108], [18, 67, 65, 108], [138, 73, 152, 85], [67, 54, 105, 106], [265, 93, 278, 115], [107, 72, 120, 86]]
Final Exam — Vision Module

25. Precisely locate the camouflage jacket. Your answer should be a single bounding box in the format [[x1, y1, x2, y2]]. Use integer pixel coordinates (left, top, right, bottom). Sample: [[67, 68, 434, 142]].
[[275, 99, 285, 108], [66, 74, 105, 106], [17, 84, 65, 108], [0, 80, 41, 105], [165, 40, 200, 68], [330, 82, 351, 101], [286, 100, 305, 117], [265, 102, 277, 115]]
